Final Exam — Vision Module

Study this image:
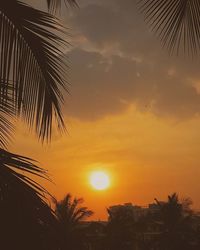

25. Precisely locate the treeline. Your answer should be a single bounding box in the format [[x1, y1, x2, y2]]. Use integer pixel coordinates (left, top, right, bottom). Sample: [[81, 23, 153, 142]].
[[1, 191, 200, 250], [105, 193, 200, 250]]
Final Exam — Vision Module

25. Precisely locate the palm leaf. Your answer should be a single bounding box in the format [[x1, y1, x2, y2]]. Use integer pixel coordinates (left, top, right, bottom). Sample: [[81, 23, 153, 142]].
[[0, 149, 60, 249], [54, 193, 93, 225], [73, 207, 94, 222], [47, 0, 78, 14], [0, 148, 49, 195], [138, 0, 200, 55], [0, 82, 15, 148], [0, 0, 68, 142]]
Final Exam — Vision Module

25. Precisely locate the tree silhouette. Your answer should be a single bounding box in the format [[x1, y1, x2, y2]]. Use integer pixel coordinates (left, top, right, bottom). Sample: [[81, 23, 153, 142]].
[[0, 0, 68, 144], [0, 149, 60, 250], [53, 193, 93, 250], [0, 1, 75, 248], [138, 0, 200, 56], [155, 193, 196, 250]]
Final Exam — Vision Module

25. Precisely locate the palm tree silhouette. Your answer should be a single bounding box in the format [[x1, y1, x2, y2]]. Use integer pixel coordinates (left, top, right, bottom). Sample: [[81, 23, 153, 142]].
[[138, 0, 200, 56], [53, 193, 93, 250], [155, 193, 195, 250], [0, 1, 76, 248]]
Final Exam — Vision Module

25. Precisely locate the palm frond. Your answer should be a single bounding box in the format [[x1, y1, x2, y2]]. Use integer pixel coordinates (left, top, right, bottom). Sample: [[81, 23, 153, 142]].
[[0, 148, 49, 195], [69, 197, 83, 218], [0, 0, 68, 142], [54, 193, 93, 225], [73, 207, 94, 222], [0, 149, 59, 249], [0, 82, 15, 148], [47, 0, 78, 14], [138, 0, 200, 55], [0, 112, 13, 148]]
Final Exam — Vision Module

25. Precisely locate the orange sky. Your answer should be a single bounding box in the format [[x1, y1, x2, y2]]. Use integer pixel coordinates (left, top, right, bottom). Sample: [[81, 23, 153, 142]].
[[12, 105, 200, 219], [13, 0, 200, 220]]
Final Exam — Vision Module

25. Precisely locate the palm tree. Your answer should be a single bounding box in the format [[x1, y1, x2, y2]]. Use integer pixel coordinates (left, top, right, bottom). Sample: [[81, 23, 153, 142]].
[[138, 0, 200, 56], [53, 193, 93, 250], [155, 193, 195, 250], [0, 0, 76, 248]]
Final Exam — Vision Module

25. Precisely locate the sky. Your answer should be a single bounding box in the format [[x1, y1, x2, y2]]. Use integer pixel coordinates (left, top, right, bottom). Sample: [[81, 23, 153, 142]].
[[12, 0, 200, 220]]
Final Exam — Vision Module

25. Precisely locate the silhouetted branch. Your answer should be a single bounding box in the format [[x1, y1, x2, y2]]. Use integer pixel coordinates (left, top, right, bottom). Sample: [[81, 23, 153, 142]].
[[47, 0, 78, 14], [138, 0, 200, 56], [0, 0, 68, 143]]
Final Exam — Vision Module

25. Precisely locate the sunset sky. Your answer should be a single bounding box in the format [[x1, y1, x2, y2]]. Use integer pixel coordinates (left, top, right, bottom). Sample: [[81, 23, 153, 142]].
[[12, 0, 200, 220]]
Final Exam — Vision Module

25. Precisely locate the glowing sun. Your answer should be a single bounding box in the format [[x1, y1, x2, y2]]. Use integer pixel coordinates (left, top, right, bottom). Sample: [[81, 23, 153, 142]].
[[89, 171, 110, 190]]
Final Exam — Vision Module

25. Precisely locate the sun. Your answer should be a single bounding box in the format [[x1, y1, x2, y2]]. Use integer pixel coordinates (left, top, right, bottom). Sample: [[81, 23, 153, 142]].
[[89, 171, 110, 190]]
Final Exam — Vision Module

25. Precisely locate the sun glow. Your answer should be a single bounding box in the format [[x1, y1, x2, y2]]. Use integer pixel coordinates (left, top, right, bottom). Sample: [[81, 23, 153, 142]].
[[89, 171, 110, 190]]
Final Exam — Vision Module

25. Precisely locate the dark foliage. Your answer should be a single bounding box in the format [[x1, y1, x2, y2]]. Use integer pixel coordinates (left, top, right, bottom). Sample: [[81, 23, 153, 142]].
[[0, 149, 59, 250], [54, 193, 93, 250], [47, 0, 78, 14], [0, 1, 72, 248], [104, 193, 200, 250], [0, 1, 73, 249], [106, 206, 136, 250], [0, 0, 68, 144], [138, 0, 200, 55], [154, 193, 197, 250], [0, 82, 14, 148]]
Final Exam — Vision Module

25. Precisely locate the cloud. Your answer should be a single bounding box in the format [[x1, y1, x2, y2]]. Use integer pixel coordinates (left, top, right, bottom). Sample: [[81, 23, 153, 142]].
[[19, 0, 199, 122], [26, 0, 200, 121], [68, 0, 160, 58], [64, 45, 200, 121]]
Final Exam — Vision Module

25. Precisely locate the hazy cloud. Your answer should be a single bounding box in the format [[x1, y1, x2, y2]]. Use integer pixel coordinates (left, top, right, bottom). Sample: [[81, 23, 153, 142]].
[[61, 0, 200, 121], [27, 0, 200, 121]]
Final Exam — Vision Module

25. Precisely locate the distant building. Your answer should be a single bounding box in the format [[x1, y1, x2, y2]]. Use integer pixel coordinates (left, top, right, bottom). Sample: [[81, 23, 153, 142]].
[[108, 201, 166, 221]]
